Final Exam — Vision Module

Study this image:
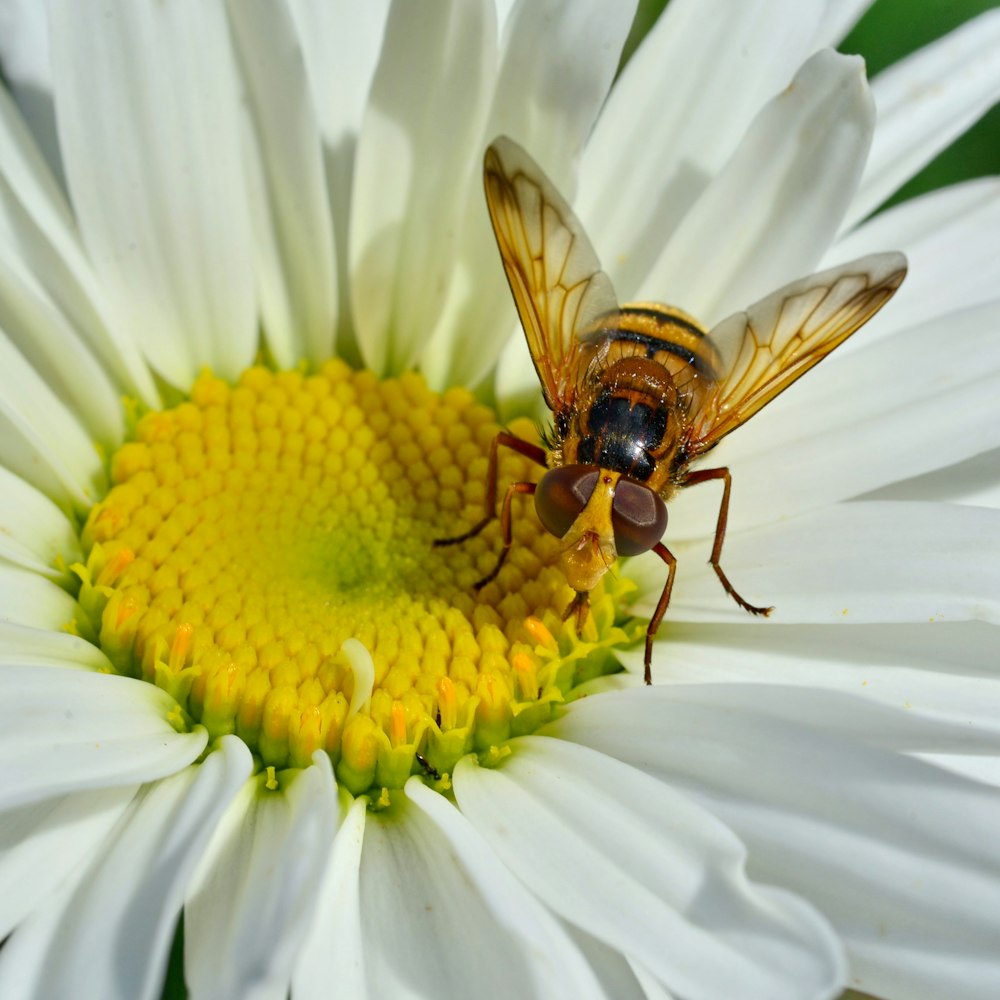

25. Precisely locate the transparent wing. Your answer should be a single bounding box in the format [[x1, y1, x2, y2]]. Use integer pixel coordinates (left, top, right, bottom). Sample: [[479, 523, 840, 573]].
[[688, 253, 907, 454], [483, 136, 620, 412]]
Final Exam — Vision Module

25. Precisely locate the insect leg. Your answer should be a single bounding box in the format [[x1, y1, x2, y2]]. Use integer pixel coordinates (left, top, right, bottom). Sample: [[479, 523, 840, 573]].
[[681, 466, 774, 617], [474, 481, 536, 588], [414, 752, 441, 780], [434, 430, 546, 547], [562, 590, 590, 631], [644, 542, 677, 685]]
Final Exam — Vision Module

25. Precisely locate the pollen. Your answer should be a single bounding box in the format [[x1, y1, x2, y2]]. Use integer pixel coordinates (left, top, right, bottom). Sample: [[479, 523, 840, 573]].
[[76, 364, 638, 793]]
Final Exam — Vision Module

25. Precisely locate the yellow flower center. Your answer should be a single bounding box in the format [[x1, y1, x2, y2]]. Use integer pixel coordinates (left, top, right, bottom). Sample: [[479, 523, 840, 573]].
[[73, 362, 639, 794]]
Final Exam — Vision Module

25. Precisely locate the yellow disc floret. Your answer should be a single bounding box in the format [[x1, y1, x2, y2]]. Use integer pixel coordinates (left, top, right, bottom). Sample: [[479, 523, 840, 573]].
[[75, 363, 638, 793]]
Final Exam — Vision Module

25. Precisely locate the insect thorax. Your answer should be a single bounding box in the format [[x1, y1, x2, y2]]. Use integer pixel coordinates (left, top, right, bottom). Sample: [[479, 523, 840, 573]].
[[557, 307, 715, 489]]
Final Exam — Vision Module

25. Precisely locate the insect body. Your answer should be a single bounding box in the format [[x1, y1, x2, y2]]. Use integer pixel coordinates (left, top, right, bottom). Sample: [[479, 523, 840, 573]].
[[570, 305, 719, 489], [437, 136, 907, 684]]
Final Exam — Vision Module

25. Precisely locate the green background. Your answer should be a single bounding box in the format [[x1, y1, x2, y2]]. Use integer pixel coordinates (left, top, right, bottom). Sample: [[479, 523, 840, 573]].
[[842, 0, 1000, 207]]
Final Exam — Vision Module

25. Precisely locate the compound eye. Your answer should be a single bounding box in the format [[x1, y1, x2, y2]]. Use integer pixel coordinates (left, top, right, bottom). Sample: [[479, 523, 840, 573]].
[[611, 479, 667, 556], [534, 465, 600, 539]]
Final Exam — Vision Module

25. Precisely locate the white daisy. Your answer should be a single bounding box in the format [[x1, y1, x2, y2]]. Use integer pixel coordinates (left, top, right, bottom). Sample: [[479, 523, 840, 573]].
[[0, 3, 998, 1000]]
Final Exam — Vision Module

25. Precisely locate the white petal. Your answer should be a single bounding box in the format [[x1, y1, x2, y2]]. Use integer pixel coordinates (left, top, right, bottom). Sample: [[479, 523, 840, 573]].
[[628, 502, 1000, 626], [0, 785, 134, 939], [0, 465, 81, 583], [357, 775, 608, 999], [487, 0, 636, 163], [185, 754, 339, 1000], [350, 0, 495, 375], [0, 328, 106, 508], [0, 737, 252, 1000], [664, 298, 1000, 538], [630, 961, 680, 1000], [494, 331, 546, 421], [0, 0, 52, 94], [286, 0, 389, 149], [454, 737, 845, 1000], [625, 620, 1000, 737], [0, 665, 207, 810], [0, 0, 59, 181], [292, 791, 368, 1000], [0, 85, 158, 406], [49, 0, 257, 387], [552, 687, 1000, 1000], [577, 0, 829, 301], [862, 445, 1000, 509], [406, 777, 608, 999], [843, 11, 1000, 229], [0, 248, 125, 444], [561, 922, 653, 1000], [285, 0, 391, 361], [0, 621, 112, 672], [552, 685, 1000, 792], [0, 563, 87, 632], [810, 0, 874, 47], [342, 637, 374, 719], [827, 178, 1000, 345], [225, 0, 337, 366], [918, 752, 1000, 789], [425, 0, 637, 391], [638, 50, 874, 326]]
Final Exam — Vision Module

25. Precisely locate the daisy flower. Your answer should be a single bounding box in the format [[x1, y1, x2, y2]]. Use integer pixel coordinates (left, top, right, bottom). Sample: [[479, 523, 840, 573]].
[[0, 2, 999, 1000]]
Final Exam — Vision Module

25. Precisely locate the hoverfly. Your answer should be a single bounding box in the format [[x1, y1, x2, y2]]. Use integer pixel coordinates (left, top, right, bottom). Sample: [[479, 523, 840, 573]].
[[437, 136, 906, 684]]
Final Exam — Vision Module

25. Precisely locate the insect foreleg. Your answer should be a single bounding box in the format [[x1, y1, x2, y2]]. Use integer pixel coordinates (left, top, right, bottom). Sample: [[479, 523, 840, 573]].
[[681, 466, 773, 618], [414, 752, 441, 780], [562, 590, 590, 632], [473, 481, 537, 589], [434, 430, 546, 547]]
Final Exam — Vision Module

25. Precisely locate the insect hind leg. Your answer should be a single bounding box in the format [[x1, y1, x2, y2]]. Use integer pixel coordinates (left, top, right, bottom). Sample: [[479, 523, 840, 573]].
[[682, 466, 773, 617], [433, 430, 547, 547]]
